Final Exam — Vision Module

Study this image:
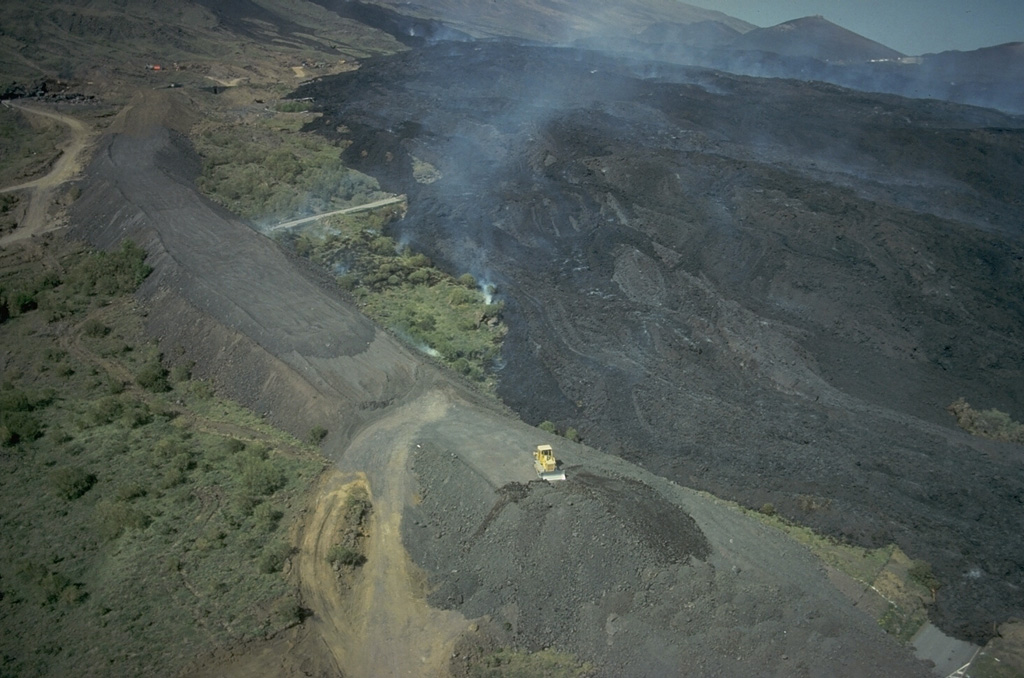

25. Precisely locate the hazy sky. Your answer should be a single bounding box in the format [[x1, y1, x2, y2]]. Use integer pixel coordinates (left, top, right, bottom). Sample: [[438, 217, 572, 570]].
[[687, 0, 1023, 55]]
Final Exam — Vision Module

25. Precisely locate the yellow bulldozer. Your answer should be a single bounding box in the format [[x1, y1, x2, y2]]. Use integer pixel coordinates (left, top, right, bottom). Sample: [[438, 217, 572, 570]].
[[533, 444, 566, 481]]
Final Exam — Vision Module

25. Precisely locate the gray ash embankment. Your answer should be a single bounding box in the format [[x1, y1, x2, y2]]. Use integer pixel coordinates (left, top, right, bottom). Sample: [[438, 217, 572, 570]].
[[296, 40, 1024, 641]]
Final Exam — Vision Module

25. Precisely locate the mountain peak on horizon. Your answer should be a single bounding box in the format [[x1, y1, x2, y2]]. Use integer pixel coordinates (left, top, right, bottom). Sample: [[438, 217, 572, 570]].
[[735, 14, 904, 62]]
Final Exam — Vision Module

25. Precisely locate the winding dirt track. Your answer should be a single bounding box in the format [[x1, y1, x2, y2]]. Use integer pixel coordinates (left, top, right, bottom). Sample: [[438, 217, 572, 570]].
[[0, 101, 94, 246], [331, 392, 469, 677]]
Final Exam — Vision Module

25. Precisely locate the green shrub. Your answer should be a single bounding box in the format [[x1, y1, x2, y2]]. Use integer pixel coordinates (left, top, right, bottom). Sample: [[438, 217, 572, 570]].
[[407, 269, 430, 285], [908, 560, 940, 592], [448, 287, 477, 306], [17, 564, 83, 606], [12, 289, 38, 314], [457, 273, 477, 288], [81, 318, 109, 338], [114, 481, 146, 502], [563, 427, 580, 443], [253, 502, 283, 532], [344, 490, 372, 521], [89, 396, 124, 426], [169, 364, 191, 383], [371, 236, 396, 254], [136, 360, 169, 392], [270, 593, 305, 627], [160, 466, 187, 489], [467, 648, 592, 678], [0, 388, 34, 413], [326, 545, 366, 567], [1, 411, 43, 444], [122, 401, 153, 428], [239, 451, 285, 496], [63, 240, 151, 298], [94, 500, 150, 540], [948, 398, 1024, 443], [259, 541, 293, 573], [189, 380, 215, 400], [307, 426, 328, 445], [49, 467, 97, 500], [538, 421, 557, 434], [274, 100, 313, 113], [222, 438, 246, 454]]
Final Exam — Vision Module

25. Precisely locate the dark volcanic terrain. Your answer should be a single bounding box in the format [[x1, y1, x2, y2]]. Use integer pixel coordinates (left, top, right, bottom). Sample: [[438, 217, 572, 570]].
[[297, 40, 1024, 641]]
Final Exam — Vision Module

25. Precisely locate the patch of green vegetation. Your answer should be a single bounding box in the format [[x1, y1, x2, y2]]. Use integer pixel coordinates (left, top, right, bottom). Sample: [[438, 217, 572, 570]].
[[307, 425, 328, 445], [968, 621, 1024, 678], [536, 420, 581, 442], [327, 544, 366, 567], [327, 485, 371, 569], [468, 648, 594, 678], [277, 211, 507, 390], [948, 398, 1024, 444], [275, 99, 314, 113], [0, 237, 327, 677], [193, 111, 383, 222], [0, 239, 152, 326]]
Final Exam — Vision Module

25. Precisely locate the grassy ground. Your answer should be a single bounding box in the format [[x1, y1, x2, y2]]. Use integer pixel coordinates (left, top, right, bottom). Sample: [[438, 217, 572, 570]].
[[192, 107, 385, 224], [969, 621, 1024, 677], [466, 649, 594, 678], [0, 237, 327, 677]]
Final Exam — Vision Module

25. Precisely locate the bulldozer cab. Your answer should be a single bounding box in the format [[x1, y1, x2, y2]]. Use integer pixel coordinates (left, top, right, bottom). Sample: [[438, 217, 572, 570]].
[[533, 444, 566, 481]]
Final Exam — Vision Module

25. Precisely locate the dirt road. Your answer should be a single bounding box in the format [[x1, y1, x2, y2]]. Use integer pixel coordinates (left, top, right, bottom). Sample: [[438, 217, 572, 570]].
[[0, 101, 94, 246], [330, 391, 469, 677]]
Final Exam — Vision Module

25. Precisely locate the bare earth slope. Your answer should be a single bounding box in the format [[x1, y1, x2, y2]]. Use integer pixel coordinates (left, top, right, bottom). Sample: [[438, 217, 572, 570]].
[[64, 87, 930, 676]]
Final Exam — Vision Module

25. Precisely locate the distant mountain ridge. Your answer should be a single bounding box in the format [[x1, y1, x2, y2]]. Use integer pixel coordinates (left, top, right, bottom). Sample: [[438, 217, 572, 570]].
[[639, 19, 742, 49], [322, 0, 755, 42], [732, 15, 904, 62]]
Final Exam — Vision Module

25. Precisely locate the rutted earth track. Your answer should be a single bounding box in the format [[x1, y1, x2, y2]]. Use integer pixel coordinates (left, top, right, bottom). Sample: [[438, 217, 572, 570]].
[[61, 88, 934, 676], [328, 392, 468, 677], [0, 101, 95, 246]]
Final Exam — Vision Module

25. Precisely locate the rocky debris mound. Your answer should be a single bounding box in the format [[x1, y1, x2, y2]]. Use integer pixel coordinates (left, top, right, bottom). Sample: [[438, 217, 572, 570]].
[[403, 442, 932, 677], [1, 79, 95, 103]]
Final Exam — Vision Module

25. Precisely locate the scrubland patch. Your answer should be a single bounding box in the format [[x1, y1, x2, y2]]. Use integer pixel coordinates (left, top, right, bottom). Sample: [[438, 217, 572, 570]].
[[0, 237, 326, 676], [193, 109, 383, 221], [948, 398, 1024, 444]]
